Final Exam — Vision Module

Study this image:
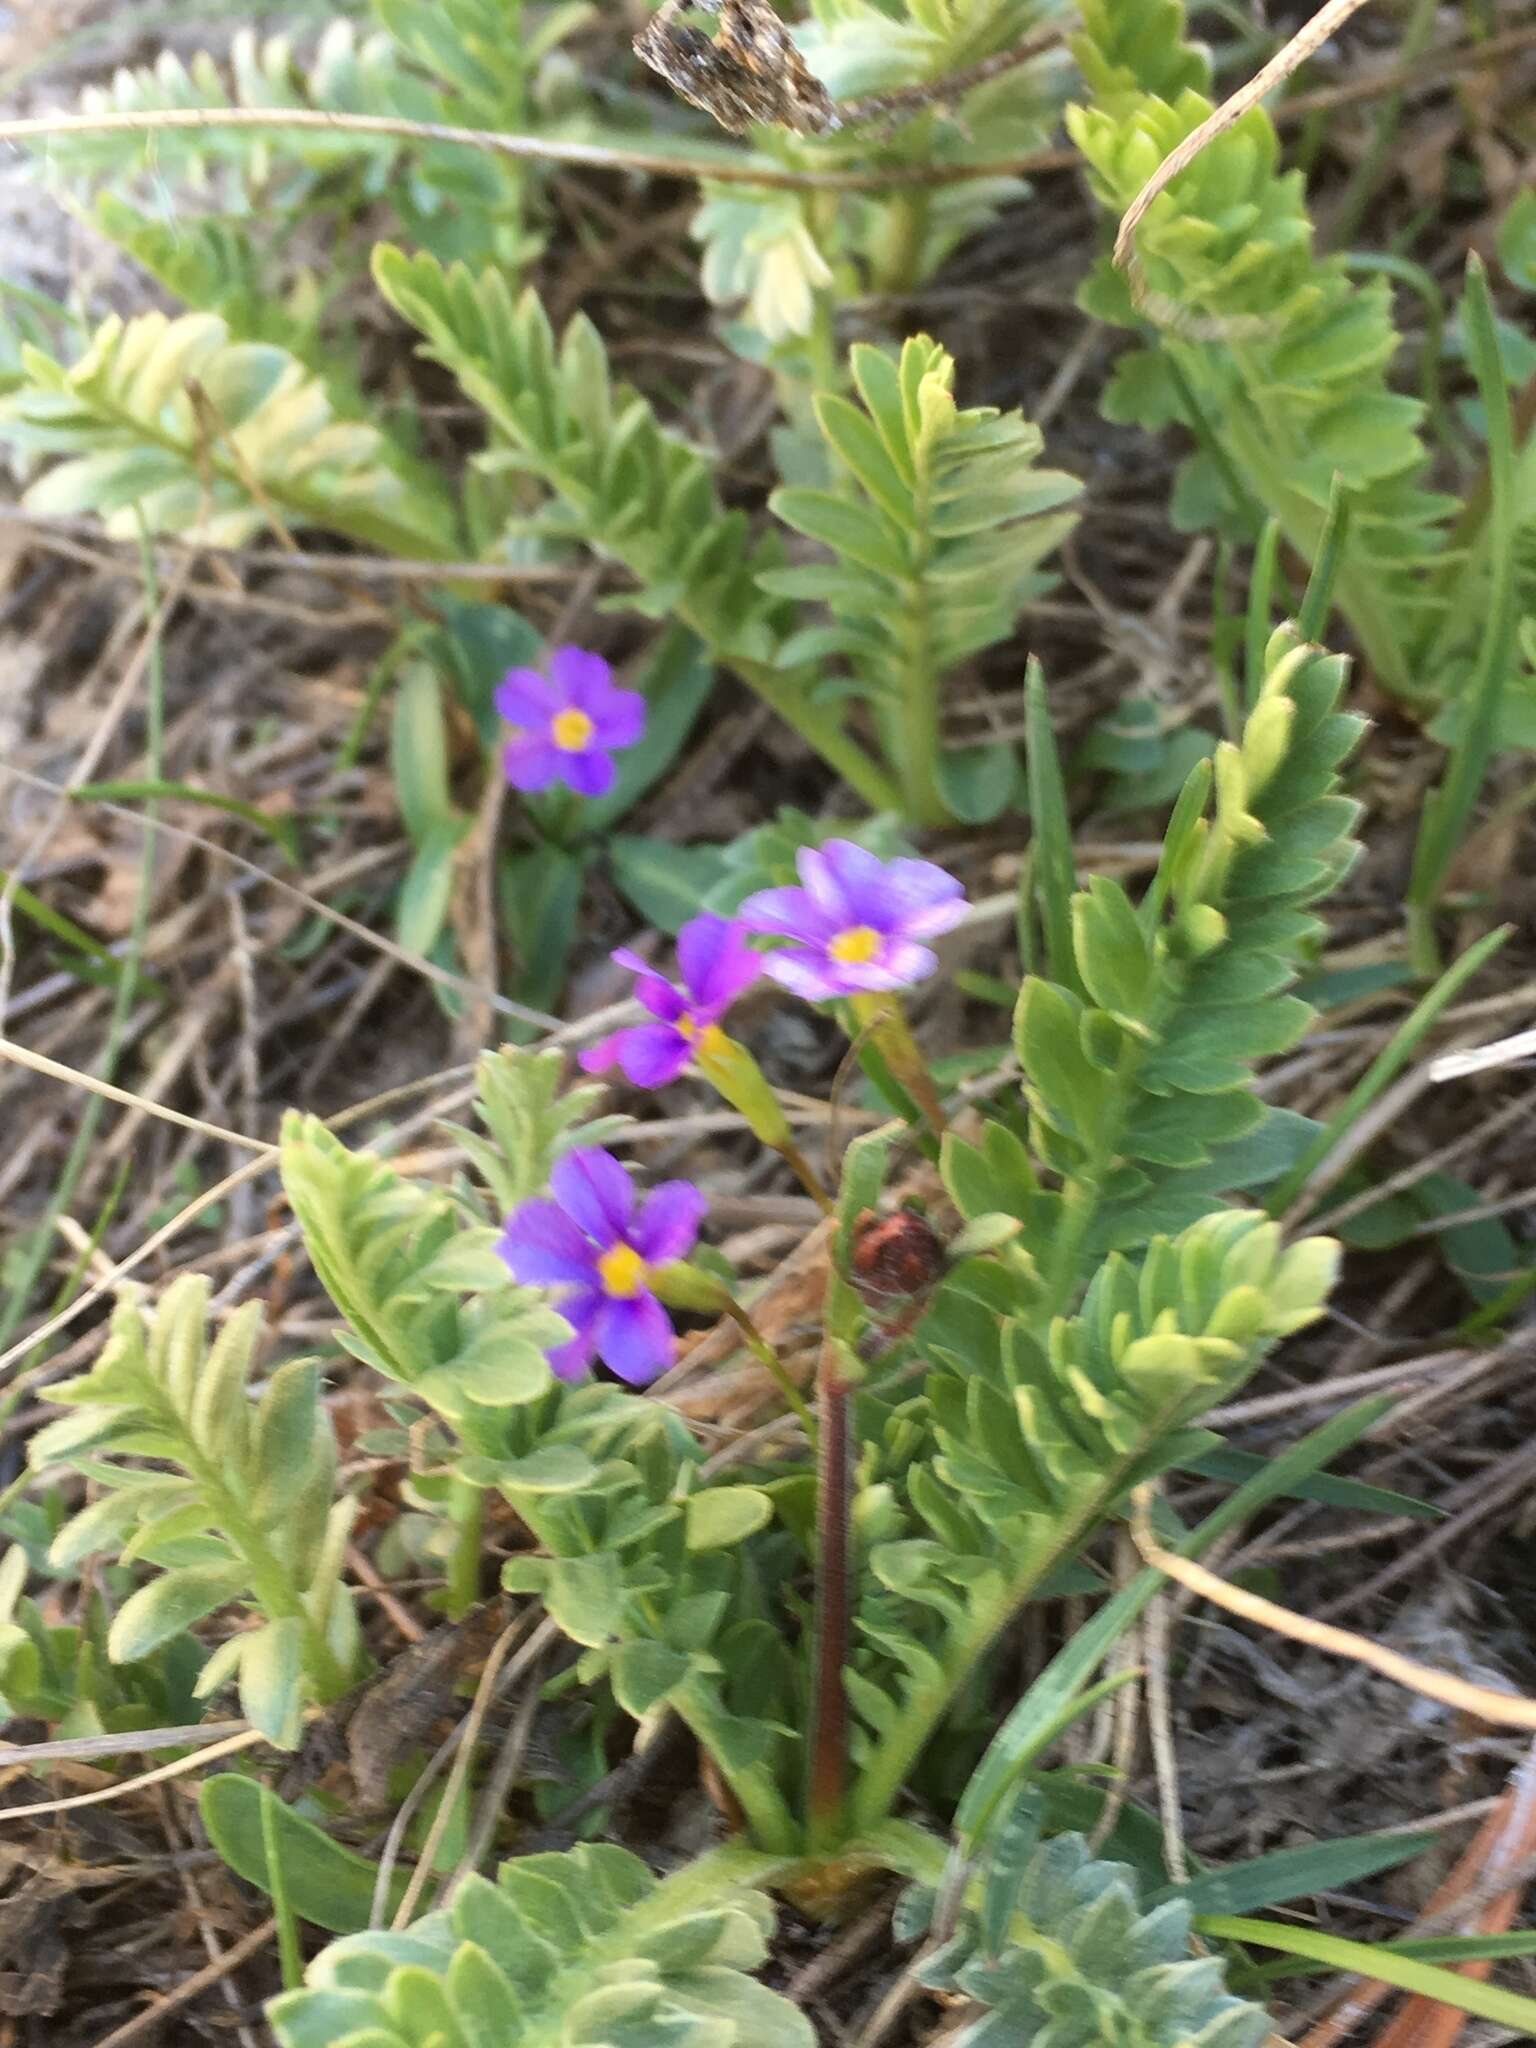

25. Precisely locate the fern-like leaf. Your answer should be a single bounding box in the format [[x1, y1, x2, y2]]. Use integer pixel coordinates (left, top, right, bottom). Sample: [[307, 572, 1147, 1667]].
[[443, 1045, 628, 1216], [0, 309, 456, 551], [948, 623, 1364, 1312], [279, 1114, 569, 1435], [900, 1807, 1272, 2048], [1066, 0, 1457, 699], [27, 1275, 360, 1743], [847, 1207, 1335, 1827], [49, 22, 417, 196], [268, 1842, 814, 2048], [765, 334, 1080, 819], [371, 246, 903, 809]]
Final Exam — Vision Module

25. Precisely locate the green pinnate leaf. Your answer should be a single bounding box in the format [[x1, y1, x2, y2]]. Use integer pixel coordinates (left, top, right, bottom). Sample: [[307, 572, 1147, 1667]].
[[0, 310, 454, 554], [447, 1046, 626, 1216], [611, 1639, 692, 1718], [250, 1361, 324, 1520], [847, 342, 916, 483], [907, 1819, 1270, 2048], [280, 1111, 571, 1423], [187, 1300, 264, 1462], [769, 487, 909, 579], [1013, 980, 1105, 1148], [1066, 0, 1471, 705], [29, 1277, 356, 1730]]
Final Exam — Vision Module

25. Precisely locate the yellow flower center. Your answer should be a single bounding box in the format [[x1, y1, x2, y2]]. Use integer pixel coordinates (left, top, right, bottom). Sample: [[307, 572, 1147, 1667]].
[[596, 1242, 648, 1299], [551, 708, 596, 753], [697, 1023, 730, 1059], [829, 925, 882, 966], [676, 1013, 697, 1040]]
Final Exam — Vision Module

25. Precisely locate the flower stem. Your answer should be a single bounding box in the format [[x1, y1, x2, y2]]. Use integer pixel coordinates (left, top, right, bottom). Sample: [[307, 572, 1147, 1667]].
[[775, 1137, 835, 1214], [807, 1331, 855, 1850], [723, 1300, 819, 1447], [849, 993, 947, 1136]]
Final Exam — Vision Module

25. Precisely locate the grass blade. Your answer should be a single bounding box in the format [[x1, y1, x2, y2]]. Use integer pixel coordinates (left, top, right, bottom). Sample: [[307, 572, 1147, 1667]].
[[72, 778, 301, 864], [1296, 475, 1351, 643], [1022, 656, 1079, 995], [1198, 1915, 1536, 2032]]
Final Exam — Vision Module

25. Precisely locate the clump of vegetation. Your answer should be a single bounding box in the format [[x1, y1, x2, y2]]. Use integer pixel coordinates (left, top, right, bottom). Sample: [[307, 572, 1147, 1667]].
[[2, 0, 1535, 2039]]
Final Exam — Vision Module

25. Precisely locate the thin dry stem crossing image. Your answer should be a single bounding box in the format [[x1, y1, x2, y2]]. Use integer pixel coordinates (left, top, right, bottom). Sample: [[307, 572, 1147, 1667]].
[[0, 0, 1534, 2042]]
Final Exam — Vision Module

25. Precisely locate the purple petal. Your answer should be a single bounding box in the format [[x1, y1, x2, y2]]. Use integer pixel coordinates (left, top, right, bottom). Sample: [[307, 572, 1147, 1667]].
[[676, 915, 760, 1013], [834, 939, 939, 992], [592, 1293, 676, 1386], [760, 950, 848, 1003], [560, 748, 617, 798], [877, 857, 968, 937], [546, 645, 612, 702], [609, 954, 687, 1024], [503, 736, 563, 792], [495, 668, 558, 726], [497, 1200, 598, 1287], [737, 884, 837, 942], [798, 840, 865, 922], [577, 1032, 623, 1077], [551, 1148, 634, 1242], [632, 1181, 708, 1264], [596, 1023, 692, 1090], [589, 686, 646, 749], [547, 1305, 599, 1383]]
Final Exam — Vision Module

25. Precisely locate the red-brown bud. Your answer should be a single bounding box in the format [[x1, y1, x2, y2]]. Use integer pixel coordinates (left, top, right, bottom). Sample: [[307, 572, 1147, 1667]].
[[850, 1206, 945, 1305]]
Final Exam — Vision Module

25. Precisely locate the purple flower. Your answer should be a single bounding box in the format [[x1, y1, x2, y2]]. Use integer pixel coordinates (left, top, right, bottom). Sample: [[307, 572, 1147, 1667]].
[[495, 645, 645, 798], [496, 1148, 705, 1385], [738, 840, 967, 1002], [578, 915, 762, 1090]]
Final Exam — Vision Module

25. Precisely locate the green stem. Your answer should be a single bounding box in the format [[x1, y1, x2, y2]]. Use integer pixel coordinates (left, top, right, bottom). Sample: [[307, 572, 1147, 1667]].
[[893, 589, 946, 825], [724, 1302, 819, 1448], [677, 1695, 802, 1853], [1406, 259, 1520, 956], [444, 1474, 486, 1620], [192, 1459, 351, 1701], [875, 190, 931, 297], [807, 1341, 854, 1851], [775, 1137, 835, 1214], [866, 116, 934, 298], [261, 1786, 306, 1991]]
